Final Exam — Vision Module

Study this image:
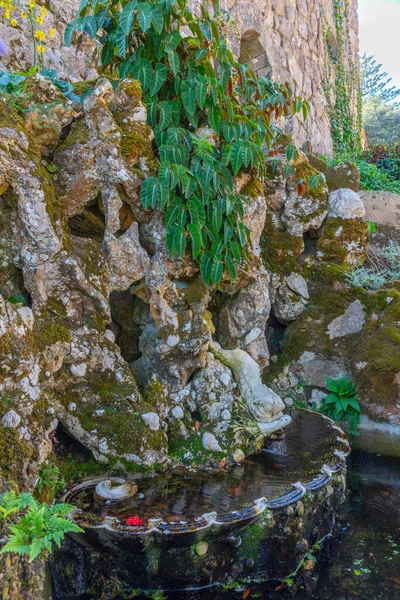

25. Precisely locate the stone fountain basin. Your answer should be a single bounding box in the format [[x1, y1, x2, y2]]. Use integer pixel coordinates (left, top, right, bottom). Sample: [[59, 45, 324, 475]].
[[53, 410, 350, 595]]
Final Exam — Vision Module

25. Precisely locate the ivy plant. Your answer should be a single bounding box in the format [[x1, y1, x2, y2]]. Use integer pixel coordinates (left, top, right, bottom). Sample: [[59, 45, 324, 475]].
[[0, 491, 82, 562], [66, 0, 309, 285]]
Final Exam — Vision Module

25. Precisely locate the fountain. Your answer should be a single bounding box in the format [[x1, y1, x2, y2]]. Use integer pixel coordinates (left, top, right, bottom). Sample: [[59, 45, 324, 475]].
[[50, 409, 350, 599]]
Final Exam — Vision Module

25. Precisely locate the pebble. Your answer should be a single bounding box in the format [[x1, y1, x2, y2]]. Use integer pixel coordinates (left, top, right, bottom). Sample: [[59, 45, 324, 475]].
[[1, 410, 21, 428], [142, 412, 160, 431], [171, 406, 184, 419]]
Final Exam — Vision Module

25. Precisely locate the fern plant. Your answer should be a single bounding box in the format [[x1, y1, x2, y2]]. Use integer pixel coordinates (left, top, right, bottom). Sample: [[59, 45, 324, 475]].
[[0, 491, 82, 562], [65, 0, 312, 286], [320, 377, 361, 435]]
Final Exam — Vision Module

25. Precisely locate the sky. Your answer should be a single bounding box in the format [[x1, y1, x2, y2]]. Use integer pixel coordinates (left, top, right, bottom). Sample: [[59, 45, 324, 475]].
[[359, 0, 400, 89]]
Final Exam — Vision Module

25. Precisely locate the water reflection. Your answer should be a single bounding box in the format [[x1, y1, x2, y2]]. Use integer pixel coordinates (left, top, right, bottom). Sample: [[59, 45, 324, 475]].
[[70, 410, 340, 523]]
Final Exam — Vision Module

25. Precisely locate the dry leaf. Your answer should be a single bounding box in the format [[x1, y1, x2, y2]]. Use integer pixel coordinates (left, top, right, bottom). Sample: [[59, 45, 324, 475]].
[[242, 588, 251, 599], [304, 559, 314, 571], [195, 420, 201, 431]]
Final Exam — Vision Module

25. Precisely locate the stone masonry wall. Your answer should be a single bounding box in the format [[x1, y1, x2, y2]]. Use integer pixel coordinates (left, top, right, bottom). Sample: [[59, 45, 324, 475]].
[[0, 0, 359, 154]]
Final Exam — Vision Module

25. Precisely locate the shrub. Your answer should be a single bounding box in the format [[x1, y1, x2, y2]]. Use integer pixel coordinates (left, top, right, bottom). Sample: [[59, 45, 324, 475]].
[[320, 377, 361, 435], [347, 242, 400, 290]]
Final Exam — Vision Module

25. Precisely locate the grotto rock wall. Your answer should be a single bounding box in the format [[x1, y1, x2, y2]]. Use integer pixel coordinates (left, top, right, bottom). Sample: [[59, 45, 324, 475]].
[[0, 0, 360, 154]]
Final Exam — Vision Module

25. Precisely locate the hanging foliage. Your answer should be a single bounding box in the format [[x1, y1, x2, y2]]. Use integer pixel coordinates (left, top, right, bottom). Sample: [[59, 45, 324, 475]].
[[66, 0, 310, 285]]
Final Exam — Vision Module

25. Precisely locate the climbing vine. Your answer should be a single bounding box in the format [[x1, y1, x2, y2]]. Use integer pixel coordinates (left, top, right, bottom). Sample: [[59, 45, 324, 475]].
[[321, 0, 362, 156], [66, 0, 310, 286]]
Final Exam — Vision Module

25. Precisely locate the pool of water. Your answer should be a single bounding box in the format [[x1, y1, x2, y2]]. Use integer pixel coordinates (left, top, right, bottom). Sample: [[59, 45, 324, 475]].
[[165, 449, 400, 600], [67, 410, 342, 524]]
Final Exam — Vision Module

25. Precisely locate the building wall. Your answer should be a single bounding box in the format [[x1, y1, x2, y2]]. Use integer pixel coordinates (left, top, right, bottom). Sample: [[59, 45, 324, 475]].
[[0, 0, 359, 155]]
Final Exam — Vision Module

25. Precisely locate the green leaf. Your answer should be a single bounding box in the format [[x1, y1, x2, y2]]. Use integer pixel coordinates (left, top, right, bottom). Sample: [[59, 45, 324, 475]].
[[208, 106, 221, 133], [101, 43, 114, 66], [188, 223, 202, 259], [132, 59, 153, 93], [348, 397, 361, 412], [167, 49, 180, 75], [196, 80, 207, 109], [151, 5, 164, 34], [181, 80, 196, 115], [64, 21, 77, 46], [200, 252, 213, 285], [158, 101, 172, 131], [159, 143, 189, 166], [230, 240, 241, 264], [137, 2, 153, 31], [211, 258, 223, 285], [140, 177, 159, 210], [225, 250, 237, 281], [285, 144, 298, 163], [230, 142, 243, 176], [150, 63, 167, 96], [158, 0, 175, 14], [166, 224, 186, 257], [120, 1, 137, 35], [83, 15, 98, 38], [115, 26, 127, 57]]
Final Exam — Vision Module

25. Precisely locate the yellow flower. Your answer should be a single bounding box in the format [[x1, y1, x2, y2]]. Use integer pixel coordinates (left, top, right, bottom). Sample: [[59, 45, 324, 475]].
[[10, 17, 17, 26], [34, 29, 46, 41], [21, 10, 26, 18], [36, 15, 43, 24], [28, 0, 35, 8], [37, 44, 45, 53], [48, 28, 55, 38], [39, 5, 48, 17]]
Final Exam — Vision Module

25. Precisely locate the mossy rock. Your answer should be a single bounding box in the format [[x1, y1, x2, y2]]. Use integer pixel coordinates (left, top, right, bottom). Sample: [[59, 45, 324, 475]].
[[261, 213, 304, 275], [307, 153, 327, 173], [325, 161, 360, 192], [317, 217, 367, 268]]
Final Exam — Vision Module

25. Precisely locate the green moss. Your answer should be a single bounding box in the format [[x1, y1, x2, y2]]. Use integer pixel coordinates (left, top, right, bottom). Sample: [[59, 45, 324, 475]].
[[45, 296, 67, 318], [263, 322, 310, 385], [0, 426, 36, 487], [317, 218, 367, 267], [57, 119, 90, 152], [120, 122, 154, 165], [168, 430, 225, 465], [72, 80, 96, 96], [295, 158, 326, 200], [237, 516, 271, 561], [241, 177, 264, 199], [183, 280, 209, 306], [275, 132, 293, 150], [33, 320, 71, 352], [144, 378, 166, 408], [261, 214, 303, 275], [118, 79, 143, 103]]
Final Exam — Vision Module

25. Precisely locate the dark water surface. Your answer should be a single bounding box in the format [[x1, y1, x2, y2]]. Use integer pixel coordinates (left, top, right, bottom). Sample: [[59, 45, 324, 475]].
[[68, 410, 340, 524], [170, 450, 400, 600], [50, 445, 400, 599]]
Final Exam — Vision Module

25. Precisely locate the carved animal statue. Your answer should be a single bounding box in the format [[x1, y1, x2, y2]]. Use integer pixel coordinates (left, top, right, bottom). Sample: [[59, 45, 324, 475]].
[[210, 342, 291, 434]]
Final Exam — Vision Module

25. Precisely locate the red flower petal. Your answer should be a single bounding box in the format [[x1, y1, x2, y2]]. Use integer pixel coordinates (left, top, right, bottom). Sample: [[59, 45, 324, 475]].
[[126, 515, 144, 526]]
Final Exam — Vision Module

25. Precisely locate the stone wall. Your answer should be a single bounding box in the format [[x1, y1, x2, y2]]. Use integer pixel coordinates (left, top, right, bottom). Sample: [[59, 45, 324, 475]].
[[0, 0, 359, 153], [217, 0, 360, 155]]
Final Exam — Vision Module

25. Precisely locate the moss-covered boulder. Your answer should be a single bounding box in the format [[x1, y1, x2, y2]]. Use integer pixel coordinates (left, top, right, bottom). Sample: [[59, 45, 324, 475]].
[[325, 161, 360, 192], [264, 265, 400, 427]]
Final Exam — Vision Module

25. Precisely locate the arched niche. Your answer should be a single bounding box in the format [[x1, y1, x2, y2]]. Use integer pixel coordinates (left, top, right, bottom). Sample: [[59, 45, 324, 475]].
[[238, 29, 272, 78]]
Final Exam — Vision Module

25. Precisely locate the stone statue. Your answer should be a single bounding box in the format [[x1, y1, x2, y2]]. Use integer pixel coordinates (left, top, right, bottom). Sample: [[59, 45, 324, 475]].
[[209, 342, 291, 435]]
